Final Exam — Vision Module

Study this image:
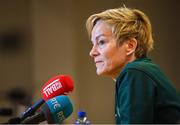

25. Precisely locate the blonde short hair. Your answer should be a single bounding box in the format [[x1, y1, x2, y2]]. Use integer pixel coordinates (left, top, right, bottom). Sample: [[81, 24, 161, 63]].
[[86, 7, 154, 58]]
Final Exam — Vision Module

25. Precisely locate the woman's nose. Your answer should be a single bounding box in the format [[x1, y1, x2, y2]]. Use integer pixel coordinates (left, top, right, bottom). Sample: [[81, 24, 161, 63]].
[[89, 45, 99, 58]]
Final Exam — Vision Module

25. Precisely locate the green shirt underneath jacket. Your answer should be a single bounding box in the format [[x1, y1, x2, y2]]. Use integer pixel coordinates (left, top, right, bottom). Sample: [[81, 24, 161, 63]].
[[115, 57, 180, 124]]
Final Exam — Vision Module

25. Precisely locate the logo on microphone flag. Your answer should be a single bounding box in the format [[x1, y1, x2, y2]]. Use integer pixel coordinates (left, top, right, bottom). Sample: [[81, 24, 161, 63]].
[[43, 79, 62, 98]]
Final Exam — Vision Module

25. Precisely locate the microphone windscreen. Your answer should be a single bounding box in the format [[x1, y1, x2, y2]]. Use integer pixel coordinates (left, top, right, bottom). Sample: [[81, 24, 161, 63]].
[[41, 75, 74, 101], [42, 95, 73, 124], [59, 75, 74, 94]]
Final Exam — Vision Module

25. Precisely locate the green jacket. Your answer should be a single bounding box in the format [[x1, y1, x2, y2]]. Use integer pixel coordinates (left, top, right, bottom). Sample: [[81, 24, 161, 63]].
[[115, 57, 180, 124]]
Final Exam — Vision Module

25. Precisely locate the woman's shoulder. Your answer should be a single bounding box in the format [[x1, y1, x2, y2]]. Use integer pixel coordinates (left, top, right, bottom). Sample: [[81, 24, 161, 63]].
[[117, 57, 162, 81], [123, 57, 158, 72], [117, 57, 171, 86]]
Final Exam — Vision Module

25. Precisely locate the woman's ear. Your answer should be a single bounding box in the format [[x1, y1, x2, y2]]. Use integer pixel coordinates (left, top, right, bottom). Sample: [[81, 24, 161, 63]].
[[126, 38, 137, 56]]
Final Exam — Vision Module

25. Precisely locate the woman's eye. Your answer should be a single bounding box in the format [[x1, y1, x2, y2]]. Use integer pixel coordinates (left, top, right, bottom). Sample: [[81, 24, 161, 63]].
[[98, 40, 105, 45]]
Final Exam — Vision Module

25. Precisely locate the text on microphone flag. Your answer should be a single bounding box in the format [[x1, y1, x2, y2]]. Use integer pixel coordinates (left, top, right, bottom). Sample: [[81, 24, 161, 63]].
[[43, 79, 62, 97]]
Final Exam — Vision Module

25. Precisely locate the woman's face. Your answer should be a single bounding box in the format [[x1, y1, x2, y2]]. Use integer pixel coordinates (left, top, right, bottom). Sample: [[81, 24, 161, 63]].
[[90, 20, 131, 79]]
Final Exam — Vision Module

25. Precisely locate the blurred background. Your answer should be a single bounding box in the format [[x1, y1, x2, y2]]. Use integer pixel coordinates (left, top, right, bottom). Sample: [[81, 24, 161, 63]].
[[0, 0, 179, 124]]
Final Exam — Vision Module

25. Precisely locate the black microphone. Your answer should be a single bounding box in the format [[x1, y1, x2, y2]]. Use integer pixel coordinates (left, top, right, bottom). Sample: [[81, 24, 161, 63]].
[[21, 95, 73, 124], [20, 99, 44, 121]]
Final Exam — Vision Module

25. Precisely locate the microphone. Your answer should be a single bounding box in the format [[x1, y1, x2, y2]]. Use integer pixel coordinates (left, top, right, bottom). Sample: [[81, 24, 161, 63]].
[[21, 95, 73, 124], [41, 74, 74, 100], [20, 75, 74, 121]]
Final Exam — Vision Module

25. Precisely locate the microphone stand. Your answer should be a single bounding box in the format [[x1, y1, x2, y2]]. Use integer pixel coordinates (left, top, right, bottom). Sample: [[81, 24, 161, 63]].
[[3, 99, 44, 124]]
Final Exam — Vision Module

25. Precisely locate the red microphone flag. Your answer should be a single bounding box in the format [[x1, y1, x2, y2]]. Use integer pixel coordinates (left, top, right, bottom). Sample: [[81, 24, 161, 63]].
[[41, 75, 74, 101]]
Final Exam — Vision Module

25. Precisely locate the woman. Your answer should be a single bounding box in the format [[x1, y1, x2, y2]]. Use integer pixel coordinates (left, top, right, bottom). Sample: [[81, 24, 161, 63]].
[[86, 7, 180, 124]]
